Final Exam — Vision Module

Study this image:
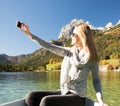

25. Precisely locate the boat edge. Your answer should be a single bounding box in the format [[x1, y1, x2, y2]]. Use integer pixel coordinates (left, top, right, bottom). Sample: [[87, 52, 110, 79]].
[[0, 98, 26, 106]]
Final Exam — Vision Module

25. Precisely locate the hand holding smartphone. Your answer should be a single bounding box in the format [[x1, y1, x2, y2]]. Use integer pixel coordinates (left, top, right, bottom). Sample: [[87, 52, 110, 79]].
[[16, 21, 32, 37]]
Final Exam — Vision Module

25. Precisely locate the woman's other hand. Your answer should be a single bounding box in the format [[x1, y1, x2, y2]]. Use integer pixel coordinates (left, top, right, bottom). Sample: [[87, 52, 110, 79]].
[[99, 102, 108, 106]]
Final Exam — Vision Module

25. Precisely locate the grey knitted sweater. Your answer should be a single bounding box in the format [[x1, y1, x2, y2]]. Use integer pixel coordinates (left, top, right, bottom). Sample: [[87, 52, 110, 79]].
[[30, 34, 102, 98]]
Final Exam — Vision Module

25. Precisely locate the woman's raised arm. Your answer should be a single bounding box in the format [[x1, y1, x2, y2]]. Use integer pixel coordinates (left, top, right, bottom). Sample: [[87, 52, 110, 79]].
[[16, 21, 69, 57]]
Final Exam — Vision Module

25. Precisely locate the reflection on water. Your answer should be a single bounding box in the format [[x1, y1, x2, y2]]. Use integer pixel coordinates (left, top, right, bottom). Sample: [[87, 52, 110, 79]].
[[0, 71, 60, 104], [0, 71, 120, 106], [100, 72, 120, 106], [87, 71, 120, 106]]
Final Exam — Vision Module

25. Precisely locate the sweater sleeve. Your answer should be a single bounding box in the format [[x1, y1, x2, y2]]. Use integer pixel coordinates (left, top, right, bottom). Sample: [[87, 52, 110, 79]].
[[29, 33, 69, 57], [90, 62, 103, 99]]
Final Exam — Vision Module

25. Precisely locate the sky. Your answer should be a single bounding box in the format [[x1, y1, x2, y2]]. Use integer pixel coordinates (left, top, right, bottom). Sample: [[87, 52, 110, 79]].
[[0, 0, 120, 56]]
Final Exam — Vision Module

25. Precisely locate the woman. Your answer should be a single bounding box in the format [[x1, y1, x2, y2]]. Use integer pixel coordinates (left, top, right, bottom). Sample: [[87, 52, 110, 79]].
[[17, 22, 108, 106]]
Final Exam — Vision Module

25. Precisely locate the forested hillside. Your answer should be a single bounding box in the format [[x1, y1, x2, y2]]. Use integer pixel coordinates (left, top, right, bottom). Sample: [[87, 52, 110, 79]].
[[94, 26, 120, 59]]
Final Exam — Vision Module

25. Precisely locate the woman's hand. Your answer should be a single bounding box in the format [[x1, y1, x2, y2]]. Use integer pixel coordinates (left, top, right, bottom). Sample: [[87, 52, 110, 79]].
[[99, 102, 108, 106], [102, 103, 108, 106], [96, 93, 108, 106], [16, 21, 32, 38]]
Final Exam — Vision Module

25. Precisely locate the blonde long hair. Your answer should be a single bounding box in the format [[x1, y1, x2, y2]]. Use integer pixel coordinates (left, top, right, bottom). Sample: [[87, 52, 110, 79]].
[[73, 23, 99, 62]]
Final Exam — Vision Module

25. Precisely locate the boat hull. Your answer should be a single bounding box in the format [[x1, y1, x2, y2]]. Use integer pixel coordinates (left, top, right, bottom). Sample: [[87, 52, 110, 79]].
[[1, 97, 100, 106], [0, 98, 26, 106]]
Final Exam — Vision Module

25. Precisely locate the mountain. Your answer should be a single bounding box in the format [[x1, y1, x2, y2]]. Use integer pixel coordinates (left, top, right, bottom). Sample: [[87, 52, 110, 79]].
[[58, 19, 120, 39], [58, 19, 85, 39], [0, 19, 120, 70], [58, 19, 96, 39], [0, 54, 11, 64], [0, 53, 29, 64], [104, 23, 120, 36]]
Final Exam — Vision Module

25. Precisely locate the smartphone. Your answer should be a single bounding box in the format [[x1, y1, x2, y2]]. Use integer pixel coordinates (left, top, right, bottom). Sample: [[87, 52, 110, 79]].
[[16, 21, 22, 28]]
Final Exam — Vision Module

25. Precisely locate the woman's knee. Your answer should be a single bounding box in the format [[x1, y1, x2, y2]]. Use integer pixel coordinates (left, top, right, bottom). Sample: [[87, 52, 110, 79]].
[[25, 92, 36, 106], [40, 96, 53, 106]]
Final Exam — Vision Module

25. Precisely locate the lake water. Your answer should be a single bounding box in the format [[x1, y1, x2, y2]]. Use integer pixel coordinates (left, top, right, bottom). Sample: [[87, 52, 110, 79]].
[[0, 71, 120, 106]]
